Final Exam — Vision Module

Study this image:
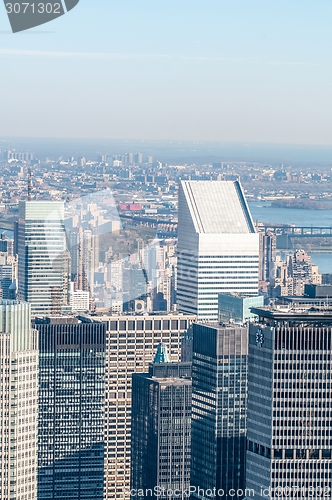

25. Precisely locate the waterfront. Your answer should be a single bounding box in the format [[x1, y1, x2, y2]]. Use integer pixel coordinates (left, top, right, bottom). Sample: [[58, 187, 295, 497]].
[[249, 202, 332, 274], [249, 201, 332, 227]]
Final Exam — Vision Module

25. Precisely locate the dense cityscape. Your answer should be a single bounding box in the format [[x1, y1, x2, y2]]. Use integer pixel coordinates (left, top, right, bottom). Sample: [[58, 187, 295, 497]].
[[0, 142, 332, 499], [1, 1, 332, 499]]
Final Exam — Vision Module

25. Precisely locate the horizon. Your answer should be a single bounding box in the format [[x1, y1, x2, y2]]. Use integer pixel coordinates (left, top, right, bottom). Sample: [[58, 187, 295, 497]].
[[1, 1, 332, 143]]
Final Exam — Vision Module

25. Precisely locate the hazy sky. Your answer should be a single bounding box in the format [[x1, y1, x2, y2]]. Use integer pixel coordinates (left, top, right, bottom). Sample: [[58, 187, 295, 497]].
[[0, 1, 332, 143]]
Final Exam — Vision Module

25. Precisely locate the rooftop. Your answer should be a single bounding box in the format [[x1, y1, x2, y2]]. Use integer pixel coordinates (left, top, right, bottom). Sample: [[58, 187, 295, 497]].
[[180, 180, 255, 234], [251, 304, 332, 323]]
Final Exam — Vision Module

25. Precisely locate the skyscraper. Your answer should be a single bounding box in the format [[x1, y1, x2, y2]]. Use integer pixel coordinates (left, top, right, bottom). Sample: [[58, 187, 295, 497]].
[[247, 304, 332, 499], [89, 313, 195, 499], [0, 300, 38, 500], [18, 201, 67, 315], [191, 323, 248, 499], [34, 317, 106, 500], [177, 180, 259, 321], [131, 345, 192, 500]]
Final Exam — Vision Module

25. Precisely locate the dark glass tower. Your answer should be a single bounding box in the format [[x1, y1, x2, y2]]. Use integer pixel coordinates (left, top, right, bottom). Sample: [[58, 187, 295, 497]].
[[131, 345, 192, 500], [34, 317, 106, 500], [191, 323, 248, 499]]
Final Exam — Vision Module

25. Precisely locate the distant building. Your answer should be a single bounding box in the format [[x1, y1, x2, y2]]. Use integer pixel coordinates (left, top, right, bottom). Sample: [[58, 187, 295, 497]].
[[0, 301, 38, 500], [273, 250, 322, 297], [191, 323, 248, 499], [18, 201, 67, 316], [131, 345, 192, 500], [34, 317, 106, 500], [177, 180, 259, 321], [69, 282, 90, 312], [4, 150, 34, 161], [304, 283, 332, 298], [218, 293, 264, 323], [258, 230, 276, 283], [134, 152, 143, 164]]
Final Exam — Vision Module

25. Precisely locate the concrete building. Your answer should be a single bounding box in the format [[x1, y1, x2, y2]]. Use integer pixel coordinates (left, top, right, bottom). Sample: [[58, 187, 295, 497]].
[[131, 345, 192, 500], [273, 250, 322, 297], [191, 323, 248, 499], [17, 201, 67, 315], [0, 300, 38, 500], [177, 180, 259, 321], [89, 313, 196, 499], [247, 304, 332, 499]]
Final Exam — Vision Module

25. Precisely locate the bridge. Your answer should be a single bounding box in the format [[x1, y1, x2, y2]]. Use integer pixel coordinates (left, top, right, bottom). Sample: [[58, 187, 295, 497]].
[[259, 224, 332, 237], [120, 214, 332, 240]]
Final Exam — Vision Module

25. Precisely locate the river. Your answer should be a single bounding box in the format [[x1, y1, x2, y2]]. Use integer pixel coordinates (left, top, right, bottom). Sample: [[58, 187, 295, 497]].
[[248, 201, 332, 274]]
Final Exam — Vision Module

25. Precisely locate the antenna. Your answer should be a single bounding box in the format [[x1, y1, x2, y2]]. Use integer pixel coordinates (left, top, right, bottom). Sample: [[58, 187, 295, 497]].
[[28, 168, 32, 201]]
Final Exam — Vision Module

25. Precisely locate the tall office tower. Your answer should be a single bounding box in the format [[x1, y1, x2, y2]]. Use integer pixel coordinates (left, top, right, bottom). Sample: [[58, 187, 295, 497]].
[[18, 201, 67, 316], [247, 304, 332, 499], [0, 300, 38, 500], [34, 317, 106, 500], [191, 323, 248, 499], [68, 227, 98, 294], [134, 152, 143, 164], [258, 230, 276, 284], [87, 313, 195, 499], [122, 262, 148, 311], [177, 180, 259, 321], [131, 345, 192, 500]]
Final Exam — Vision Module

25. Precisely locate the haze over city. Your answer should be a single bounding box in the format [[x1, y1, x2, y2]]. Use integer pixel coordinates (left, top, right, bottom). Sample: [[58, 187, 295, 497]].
[[2, 2, 332, 500], [1, 1, 332, 144]]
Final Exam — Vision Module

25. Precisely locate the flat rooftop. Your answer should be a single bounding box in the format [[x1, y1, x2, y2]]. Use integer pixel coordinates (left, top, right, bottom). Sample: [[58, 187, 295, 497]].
[[251, 305, 332, 322]]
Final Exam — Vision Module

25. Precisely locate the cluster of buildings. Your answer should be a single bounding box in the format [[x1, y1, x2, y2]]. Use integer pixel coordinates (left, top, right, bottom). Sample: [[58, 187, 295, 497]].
[[2, 147, 332, 219], [1, 178, 332, 500]]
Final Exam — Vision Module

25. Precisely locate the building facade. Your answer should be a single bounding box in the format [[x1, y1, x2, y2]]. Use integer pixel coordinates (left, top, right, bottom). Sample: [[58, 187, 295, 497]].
[[218, 293, 264, 324], [18, 201, 67, 315], [247, 305, 332, 499], [34, 317, 106, 500], [177, 181, 259, 321], [131, 347, 192, 500], [0, 300, 38, 500], [90, 313, 195, 499], [191, 323, 248, 499]]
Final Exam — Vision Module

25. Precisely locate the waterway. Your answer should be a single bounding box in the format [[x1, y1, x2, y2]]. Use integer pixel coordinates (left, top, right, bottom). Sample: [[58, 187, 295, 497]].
[[0, 228, 14, 239], [248, 201, 332, 274]]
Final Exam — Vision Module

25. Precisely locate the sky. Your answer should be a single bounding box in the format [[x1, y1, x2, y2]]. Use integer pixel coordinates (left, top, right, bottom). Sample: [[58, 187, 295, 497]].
[[0, 0, 332, 143]]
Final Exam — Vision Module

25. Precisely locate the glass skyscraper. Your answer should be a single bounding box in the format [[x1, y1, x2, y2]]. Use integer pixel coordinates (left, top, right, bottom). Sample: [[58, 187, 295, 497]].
[[34, 317, 106, 500], [177, 180, 259, 322], [191, 323, 248, 499], [18, 201, 67, 316]]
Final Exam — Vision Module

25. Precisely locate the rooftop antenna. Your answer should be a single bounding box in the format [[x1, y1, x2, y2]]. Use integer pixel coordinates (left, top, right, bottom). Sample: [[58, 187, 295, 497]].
[[28, 168, 32, 201]]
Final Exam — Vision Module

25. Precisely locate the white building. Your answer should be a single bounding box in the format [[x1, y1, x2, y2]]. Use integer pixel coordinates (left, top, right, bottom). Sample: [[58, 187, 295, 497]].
[[69, 283, 90, 312], [177, 180, 259, 321], [0, 300, 38, 500]]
